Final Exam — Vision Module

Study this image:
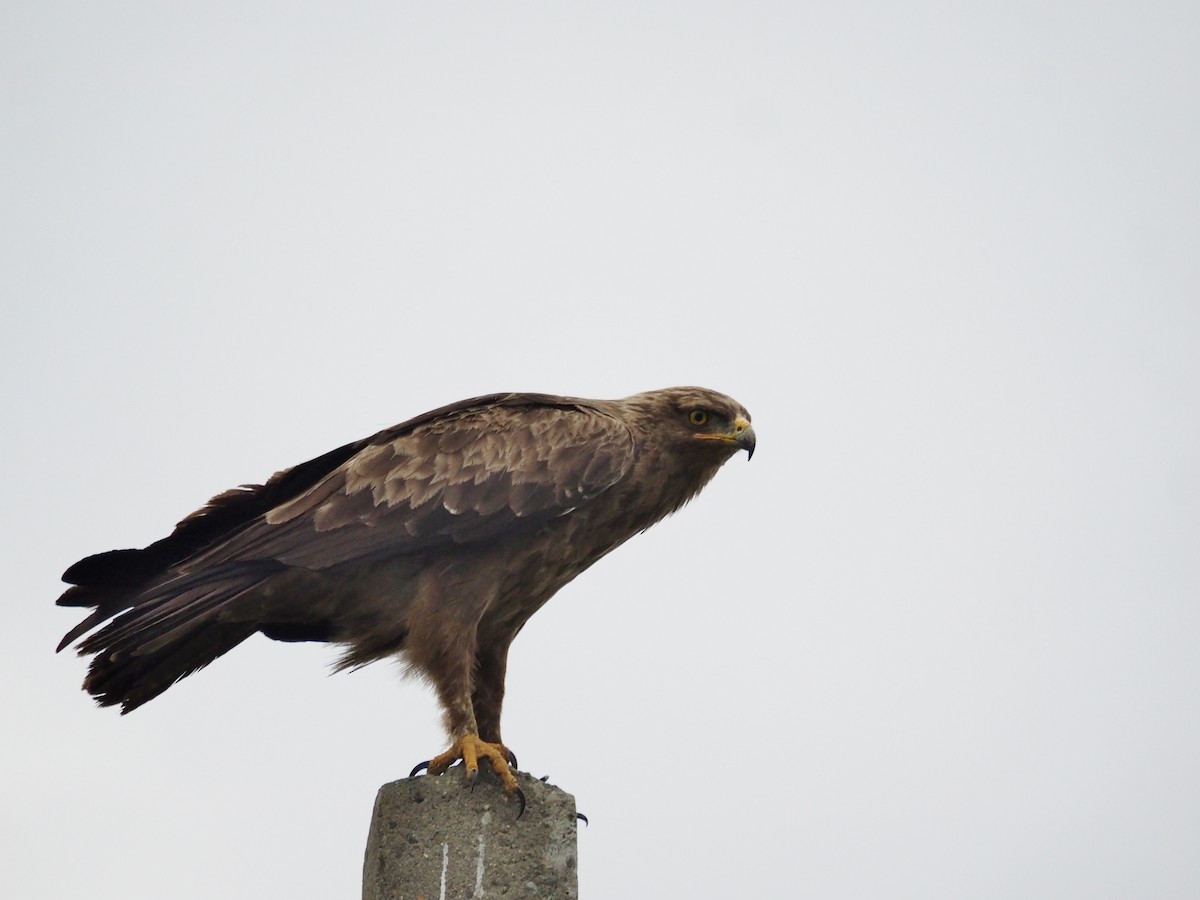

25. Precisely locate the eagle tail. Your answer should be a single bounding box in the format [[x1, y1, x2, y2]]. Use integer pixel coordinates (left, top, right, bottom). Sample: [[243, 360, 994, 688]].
[[55, 549, 170, 651], [58, 562, 279, 713]]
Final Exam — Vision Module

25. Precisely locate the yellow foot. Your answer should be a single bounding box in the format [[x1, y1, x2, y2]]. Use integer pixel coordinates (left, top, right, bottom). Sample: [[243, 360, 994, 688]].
[[409, 734, 524, 816]]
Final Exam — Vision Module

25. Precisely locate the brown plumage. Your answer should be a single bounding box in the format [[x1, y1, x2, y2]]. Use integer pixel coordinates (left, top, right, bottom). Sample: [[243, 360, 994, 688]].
[[58, 387, 754, 798]]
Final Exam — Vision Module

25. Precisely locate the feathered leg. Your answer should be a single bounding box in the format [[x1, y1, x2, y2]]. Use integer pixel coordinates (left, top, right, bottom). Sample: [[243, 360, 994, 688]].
[[404, 577, 521, 812]]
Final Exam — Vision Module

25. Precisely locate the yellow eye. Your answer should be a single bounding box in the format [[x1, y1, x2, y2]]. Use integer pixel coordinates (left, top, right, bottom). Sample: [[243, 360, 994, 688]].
[[689, 409, 709, 426]]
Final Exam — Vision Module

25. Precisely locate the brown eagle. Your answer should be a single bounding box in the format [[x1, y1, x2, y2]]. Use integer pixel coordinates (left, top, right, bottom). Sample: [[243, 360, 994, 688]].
[[58, 387, 754, 807]]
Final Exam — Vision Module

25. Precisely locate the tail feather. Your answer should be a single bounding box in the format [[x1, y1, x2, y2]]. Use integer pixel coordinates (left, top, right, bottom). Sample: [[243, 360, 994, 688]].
[[56, 597, 119, 653], [61, 563, 281, 713], [85, 620, 259, 713]]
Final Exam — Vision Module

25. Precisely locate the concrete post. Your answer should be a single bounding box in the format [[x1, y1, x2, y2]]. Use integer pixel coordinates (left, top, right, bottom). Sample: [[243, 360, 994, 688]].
[[363, 769, 579, 899]]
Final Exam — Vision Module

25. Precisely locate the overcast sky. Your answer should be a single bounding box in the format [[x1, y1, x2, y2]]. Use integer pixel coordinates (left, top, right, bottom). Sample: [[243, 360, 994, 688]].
[[3, 2, 1198, 898]]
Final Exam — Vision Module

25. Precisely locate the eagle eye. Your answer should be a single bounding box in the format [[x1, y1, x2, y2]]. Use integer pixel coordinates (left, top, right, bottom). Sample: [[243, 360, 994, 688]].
[[688, 409, 709, 427]]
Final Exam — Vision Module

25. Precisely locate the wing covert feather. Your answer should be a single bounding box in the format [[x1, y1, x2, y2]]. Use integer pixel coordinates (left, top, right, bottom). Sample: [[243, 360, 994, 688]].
[[185, 401, 634, 570]]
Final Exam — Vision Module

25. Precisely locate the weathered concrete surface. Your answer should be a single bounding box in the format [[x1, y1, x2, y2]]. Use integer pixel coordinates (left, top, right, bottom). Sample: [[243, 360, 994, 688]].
[[363, 768, 578, 899]]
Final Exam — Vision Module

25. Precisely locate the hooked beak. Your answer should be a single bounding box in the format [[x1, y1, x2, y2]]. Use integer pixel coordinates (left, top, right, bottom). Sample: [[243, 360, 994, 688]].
[[695, 415, 755, 459], [732, 416, 755, 459]]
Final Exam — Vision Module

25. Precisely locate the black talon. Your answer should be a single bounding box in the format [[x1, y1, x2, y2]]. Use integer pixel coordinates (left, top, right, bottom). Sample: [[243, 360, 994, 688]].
[[514, 786, 526, 819], [506, 749, 519, 769], [409, 760, 431, 777], [576, 812, 589, 827], [539, 775, 549, 782]]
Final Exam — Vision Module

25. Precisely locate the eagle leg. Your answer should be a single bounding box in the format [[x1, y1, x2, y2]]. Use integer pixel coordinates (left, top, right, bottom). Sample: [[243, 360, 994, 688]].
[[411, 733, 525, 817], [425, 733, 517, 785], [408, 743, 517, 774]]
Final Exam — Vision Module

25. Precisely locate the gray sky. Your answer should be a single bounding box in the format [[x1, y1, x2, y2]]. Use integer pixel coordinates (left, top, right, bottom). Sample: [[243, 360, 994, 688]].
[[4, 2, 1199, 897]]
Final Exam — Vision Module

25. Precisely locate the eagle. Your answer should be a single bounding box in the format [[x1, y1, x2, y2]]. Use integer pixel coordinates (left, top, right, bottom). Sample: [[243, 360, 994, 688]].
[[57, 387, 754, 810]]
